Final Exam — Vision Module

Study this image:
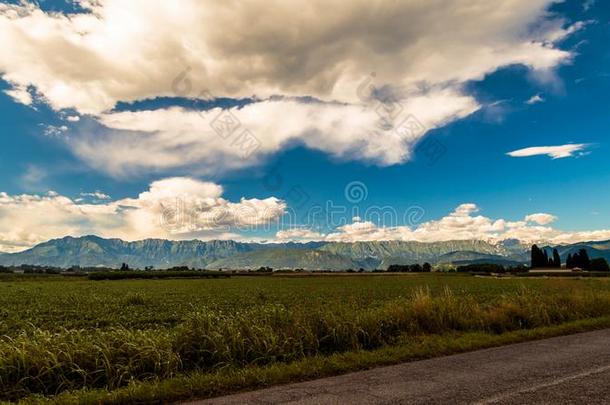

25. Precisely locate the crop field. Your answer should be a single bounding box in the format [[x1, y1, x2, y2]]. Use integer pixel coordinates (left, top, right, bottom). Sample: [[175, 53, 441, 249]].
[[3, 274, 610, 403]]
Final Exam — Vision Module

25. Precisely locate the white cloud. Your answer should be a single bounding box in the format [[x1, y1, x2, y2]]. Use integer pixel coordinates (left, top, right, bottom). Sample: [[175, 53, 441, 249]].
[[507, 144, 590, 159], [323, 203, 501, 243], [525, 213, 557, 225], [72, 93, 478, 175], [0, 177, 286, 252], [0, 0, 582, 175], [0, 0, 575, 113], [66, 115, 80, 122], [43, 124, 68, 137], [3, 193, 610, 252], [550, 230, 610, 245], [3, 85, 32, 105], [276, 228, 323, 242], [526, 94, 545, 105], [302, 204, 610, 245], [325, 220, 396, 242]]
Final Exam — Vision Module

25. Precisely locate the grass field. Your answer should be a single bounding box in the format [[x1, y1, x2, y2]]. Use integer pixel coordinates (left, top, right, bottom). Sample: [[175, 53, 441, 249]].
[[3, 273, 610, 403]]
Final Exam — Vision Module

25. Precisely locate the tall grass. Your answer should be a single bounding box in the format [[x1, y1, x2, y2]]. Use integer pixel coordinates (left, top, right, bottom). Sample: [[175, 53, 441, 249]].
[[2, 286, 610, 401]]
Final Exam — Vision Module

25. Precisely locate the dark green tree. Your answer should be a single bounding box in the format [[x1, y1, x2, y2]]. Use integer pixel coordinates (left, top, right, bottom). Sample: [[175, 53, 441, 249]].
[[552, 249, 561, 268], [573, 251, 581, 267], [578, 249, 591, 269], [410, 264, 423, 273], [590, 258, 610, 272], [570, 249, 591, 269], [531, 245, 545, 268], [566, 253, 573, 269], [422, 262, 432, 272]]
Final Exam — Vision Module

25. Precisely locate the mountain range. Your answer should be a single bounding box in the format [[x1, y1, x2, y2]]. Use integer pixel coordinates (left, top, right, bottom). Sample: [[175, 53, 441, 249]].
[[1, 235, 609, 270]]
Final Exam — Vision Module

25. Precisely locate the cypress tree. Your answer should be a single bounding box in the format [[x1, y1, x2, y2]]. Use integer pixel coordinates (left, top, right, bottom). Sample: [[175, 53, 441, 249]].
[[573, 251, 580, 268], [531, 245, 540, 268], [579, 249, 591, 269], [531, 244, 551, 268], [566, 253, 573, 269], [543, 249, 549, 267], [553, 249, 561, 268]]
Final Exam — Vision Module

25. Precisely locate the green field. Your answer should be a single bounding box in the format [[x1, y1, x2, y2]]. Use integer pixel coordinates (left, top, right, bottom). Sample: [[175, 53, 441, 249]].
[[3, 274, 610, 403]]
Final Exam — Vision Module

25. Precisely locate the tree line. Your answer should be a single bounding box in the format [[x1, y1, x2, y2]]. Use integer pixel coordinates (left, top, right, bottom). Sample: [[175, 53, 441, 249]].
[[456, 263, 527, 274], [531, 245, 561, 268], [387, 263, 432, 273], [531, 245, 609, 271], [566, 250, 590, 269]]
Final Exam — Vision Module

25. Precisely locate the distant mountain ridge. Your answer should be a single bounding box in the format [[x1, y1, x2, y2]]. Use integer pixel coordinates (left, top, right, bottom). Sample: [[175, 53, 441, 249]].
[[1, 235, 609, 270], [0, 236, 325, 269], [207, 248, 356, 270]]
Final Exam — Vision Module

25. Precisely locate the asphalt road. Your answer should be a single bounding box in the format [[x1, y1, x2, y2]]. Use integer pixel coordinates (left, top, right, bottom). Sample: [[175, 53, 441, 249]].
[[190, 328, 610, 404]]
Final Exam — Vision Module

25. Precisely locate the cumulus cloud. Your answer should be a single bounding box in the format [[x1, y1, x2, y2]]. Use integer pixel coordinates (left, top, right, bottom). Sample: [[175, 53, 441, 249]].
[[507, 144, 590, 159], [0, 177, 286, 252], [3, 192, 610, 251], [0, 0, 576, 112], [276, 228, 323, 242], [301, 204, 610, 245], [72, 93, 477, 175], [525, 213, 557, 225], [0, 0, 582, 175]]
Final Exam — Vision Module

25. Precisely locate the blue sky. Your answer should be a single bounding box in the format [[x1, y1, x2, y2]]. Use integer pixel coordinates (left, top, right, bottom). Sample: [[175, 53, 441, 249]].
[[0, 0, 609, 251]]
